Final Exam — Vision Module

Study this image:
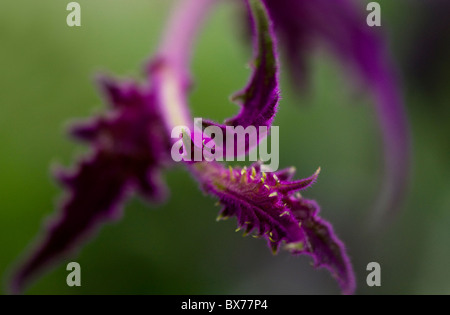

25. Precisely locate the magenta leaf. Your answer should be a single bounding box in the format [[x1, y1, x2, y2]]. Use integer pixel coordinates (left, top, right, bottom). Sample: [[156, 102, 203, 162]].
[[202, 0, 280, 158], [192, 161, 355, 294], [11, 76, 171, 293]]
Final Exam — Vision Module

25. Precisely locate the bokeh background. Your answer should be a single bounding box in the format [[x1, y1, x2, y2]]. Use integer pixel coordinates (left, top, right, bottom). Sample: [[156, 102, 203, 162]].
[[1, 0, 449, 294]]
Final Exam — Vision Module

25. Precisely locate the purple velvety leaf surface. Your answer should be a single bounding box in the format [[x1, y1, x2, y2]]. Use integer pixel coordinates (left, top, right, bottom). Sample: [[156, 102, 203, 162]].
[[11, 77, 171, 293], [202, 0, 280, 158], [192, 161, 355, 294]]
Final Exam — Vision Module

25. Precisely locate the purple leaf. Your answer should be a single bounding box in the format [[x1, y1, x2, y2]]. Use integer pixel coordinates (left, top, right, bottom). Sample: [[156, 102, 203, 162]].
[[11, 76, 171, 293], [263, 0, 411, 222], [202, 0, 280, 158], [288, 198, 356, 295], [192, 161, 355, 294]]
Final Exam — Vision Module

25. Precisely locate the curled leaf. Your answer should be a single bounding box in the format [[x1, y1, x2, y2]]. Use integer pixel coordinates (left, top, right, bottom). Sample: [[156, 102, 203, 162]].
[[263, 0, 410, 222], [202, 0, 280, 159]]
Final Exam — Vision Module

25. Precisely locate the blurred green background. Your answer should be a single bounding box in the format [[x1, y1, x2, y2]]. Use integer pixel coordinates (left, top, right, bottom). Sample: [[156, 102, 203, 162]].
[[1, 0, 449, 294]]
